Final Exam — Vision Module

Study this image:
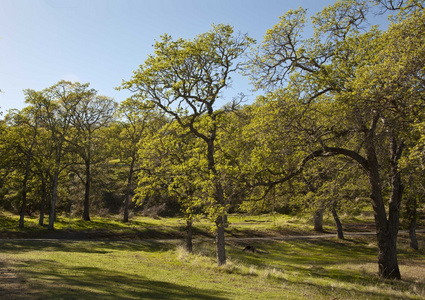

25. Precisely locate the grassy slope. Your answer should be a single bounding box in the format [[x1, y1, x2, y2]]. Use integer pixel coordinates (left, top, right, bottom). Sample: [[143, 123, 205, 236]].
[[0, 212, 424, 299]]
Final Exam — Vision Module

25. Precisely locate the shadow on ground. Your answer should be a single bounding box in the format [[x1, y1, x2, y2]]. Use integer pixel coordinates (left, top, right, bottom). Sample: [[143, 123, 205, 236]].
[[0, 239, 176, 254], [0, 260, 228, 300]]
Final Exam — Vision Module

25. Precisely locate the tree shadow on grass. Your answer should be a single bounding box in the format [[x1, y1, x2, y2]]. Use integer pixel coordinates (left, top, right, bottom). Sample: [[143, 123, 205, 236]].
[[225, 239, 422, 299], [0, 240, 176, 255], [232, 238, 377, 266], [2, 260, 229, 300]]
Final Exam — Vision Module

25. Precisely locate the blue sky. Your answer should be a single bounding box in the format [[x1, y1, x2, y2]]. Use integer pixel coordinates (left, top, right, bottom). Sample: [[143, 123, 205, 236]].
[[0, 0, 387, 114]]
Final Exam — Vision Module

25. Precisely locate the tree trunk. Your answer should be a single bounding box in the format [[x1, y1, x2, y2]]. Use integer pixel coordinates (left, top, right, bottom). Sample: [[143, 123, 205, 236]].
[[305, 128, 403, 279], [38, 178, 47, 226], [39, 198, 45, 226], [377, 229, 400, 279], [19, 182, 28, 229], [186, 219, 193, 253], [48, 170, 60, 230], [20, 151, 33, 228], [313, 208, 324, 232], [366, 134, 402, 279], [215, 215, 226, 266], [206, 134, 227, 266], [123, 156, 136, 223], [19, 134, 36, 229], [409, 219, 418, 250], [332, 207, 344, 240], [371, 180, 401, 279], [83, 159, 91, 221], [223, 214, 229, 228], [406, 197, 419, 250]]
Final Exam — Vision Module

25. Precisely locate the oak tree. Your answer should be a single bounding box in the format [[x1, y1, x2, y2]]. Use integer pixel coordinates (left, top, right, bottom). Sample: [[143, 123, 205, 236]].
[[246, 0, 425, 279], [121, 24, 254, 266], [70, 94, 117, 221]]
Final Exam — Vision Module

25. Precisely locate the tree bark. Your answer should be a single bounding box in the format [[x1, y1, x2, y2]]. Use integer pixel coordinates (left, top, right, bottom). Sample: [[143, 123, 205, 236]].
[[313, 208, 324, 232], [48, 169, 60, 230], [19, 187, 27, 229], [19, 153, 33, 228], [19, 175, 29, 229], [376, 228, 400, 279], [206, 130, 227, 266], [83, 159, 91, 221], [39, 188, 45, 226], [215, 215, 226, 266], [366, 134, 402, 279], [407, 197, 419, 250], [332, 207, 344, 240], [39, 204, 45, 226], [409, 218, 418, 250], [223, 214, 229, 228], [186, 219, 193, 253], [19, 130, 37, 229], [38, 177, 48, 226], [123, 156, 136, 223]]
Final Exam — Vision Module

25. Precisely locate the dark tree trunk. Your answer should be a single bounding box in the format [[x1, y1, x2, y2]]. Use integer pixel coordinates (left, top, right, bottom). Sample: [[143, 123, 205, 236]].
[[39, 178, 47, 226], [409, 219, 418, 250], [19, 133, 36, 229], [377, 228, 400, 279], [19, 164, 32, 228], [223, 214, 229, 228], [83, 159, 91, 221], [332, 207, 344, 240], [19, 191, 27, 228], [366, 135, 402, 279], [313, 208, 324, 232], [39, 204, 45, 226], [406, 197, 419, 250], [215, 215, 226, 266], [300, 127, 403, 279], [19, 180, 28, 229], [48, 169, 60, 230], [123, 156, 136, 223], [206, 134, 227, 266], [186, 219, 193, 253]]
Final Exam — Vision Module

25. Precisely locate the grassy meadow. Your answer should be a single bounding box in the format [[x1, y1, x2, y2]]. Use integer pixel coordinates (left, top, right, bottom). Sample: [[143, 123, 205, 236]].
[[0, 212, 424, 299]]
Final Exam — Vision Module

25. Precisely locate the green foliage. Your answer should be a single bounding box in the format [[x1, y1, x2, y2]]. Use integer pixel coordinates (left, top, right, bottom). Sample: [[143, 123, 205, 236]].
[[137, 120, 206, 219], [241, 0, 425, 278], [121, 24, 254, 240]]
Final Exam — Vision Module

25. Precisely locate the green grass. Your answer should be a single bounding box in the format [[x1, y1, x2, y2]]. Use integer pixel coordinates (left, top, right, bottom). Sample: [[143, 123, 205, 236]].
[[0, 210, 384, 237], [0, 211, 189, 230], [1, 237, 424, 299], [0, 212, 210, 240], [1, 211, 424, 299]]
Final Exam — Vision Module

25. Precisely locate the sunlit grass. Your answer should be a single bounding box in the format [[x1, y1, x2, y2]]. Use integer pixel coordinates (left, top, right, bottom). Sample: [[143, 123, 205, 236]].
[[0, 209, 395, 233], [0, 210, 424, 299], [1, 236, 423, 299]]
